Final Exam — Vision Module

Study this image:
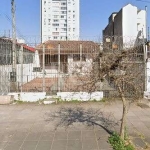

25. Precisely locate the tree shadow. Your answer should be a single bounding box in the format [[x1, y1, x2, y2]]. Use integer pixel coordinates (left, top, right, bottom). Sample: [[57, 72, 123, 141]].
[[45, 106, 119, 134]]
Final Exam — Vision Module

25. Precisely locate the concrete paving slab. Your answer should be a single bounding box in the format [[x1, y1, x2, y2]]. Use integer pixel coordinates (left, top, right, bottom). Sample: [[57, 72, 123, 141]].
[[82, 139, 98, 150], [67, 140, 82, 150], [132, 138, 147, 149], [98, 140, 112, 150], [0, 142, 7, 149], [4, 141, 23, 150], [25, 132, 41, 141], [68, 131, 81, 140], [95, 129, 110, 140], [40, 131, 54, 141], [51, 140, 67, 150], [145, 137, 150, 144], [20, 141, 38, 150], [82, 130, 95, 139], [54, 131, 68, 140], [9, 132, 28, 142], [36, 141, 52, 150], [0, 132, 15, 142]]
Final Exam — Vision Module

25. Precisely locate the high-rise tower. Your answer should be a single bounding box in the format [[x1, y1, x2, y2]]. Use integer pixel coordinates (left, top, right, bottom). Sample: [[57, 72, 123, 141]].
[[41, 0, 80, 43]]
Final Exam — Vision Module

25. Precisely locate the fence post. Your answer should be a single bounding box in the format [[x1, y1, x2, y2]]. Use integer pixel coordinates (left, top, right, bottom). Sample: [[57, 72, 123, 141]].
[[20, 45, 23, 92], [58, 43, 61, 92], [80, 43, 82, 62], [144, 44, 147, 92], [42, 44, 45, 92]]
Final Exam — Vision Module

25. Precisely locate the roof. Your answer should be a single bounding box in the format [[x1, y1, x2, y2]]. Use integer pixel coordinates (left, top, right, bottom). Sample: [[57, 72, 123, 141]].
[[23, 45, 35, 52], [36, 40, 100, 55], [0, 37, 35, 53]]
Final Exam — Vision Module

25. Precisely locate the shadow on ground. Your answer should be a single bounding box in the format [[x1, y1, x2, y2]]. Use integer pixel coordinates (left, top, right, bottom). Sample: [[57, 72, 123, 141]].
[[45, 106, 119, 134]]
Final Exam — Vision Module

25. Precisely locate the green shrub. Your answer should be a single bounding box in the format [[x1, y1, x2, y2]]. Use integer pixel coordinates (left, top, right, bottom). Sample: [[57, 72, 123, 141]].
[[108, 132, 135, 150]]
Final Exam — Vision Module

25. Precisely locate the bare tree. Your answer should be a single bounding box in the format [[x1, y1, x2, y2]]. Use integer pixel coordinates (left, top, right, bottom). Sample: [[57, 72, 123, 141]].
[[69, 45, 144, 140]]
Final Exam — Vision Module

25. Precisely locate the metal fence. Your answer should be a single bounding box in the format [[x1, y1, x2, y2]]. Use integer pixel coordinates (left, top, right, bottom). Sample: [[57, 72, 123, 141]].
[[0, 36, 146, 96]]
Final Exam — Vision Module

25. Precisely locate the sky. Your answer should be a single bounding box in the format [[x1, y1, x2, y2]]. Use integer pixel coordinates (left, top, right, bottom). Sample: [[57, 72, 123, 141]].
[[0, 0, 150, 43]]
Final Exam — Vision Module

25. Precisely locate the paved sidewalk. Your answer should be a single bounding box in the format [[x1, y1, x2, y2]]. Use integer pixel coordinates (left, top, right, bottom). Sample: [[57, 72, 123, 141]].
[[0, 101, 150, 150]]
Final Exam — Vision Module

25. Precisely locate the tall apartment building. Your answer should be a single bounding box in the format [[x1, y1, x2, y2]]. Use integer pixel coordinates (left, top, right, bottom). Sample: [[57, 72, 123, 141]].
[[103, 4, 146, 49], [41, 0, 80, 43]]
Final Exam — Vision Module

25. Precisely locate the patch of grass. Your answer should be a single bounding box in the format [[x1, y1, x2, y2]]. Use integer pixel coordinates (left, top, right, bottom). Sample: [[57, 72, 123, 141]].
[[14, 100, 24, 104], [13, 100, 40, 105], [101, 98, 108, 102], [108, 132, 135, 150], [56, 99, 82, 104]]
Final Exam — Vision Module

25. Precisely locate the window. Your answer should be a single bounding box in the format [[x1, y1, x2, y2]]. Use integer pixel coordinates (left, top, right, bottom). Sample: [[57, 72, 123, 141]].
[[52, 32, 59, 35], [54, 15, 59, 18], [73, 54, 80, 61], [61, 7, 67, 10], [73, 54, 86, 62], [62, 11, 66, 14], [53, 23, 59, 26], [62, 28, 67, 31], [53, 36, 57, 39], [53, 19, 59, 22]]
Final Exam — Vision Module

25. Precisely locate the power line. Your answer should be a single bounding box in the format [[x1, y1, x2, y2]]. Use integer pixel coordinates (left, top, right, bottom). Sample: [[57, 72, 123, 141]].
[[0, 10, 28, 43]]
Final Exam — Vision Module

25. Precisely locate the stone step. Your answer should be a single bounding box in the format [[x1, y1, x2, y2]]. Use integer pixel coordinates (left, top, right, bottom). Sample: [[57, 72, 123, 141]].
[[43, 98, 57, 105]]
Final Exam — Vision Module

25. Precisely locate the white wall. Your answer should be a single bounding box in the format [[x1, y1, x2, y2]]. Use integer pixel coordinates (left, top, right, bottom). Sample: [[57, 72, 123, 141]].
[[137, 10, 146, 39], [122, 4, 138, 47], [122, 4, 146, 47], [57, 92, 104, 101], [8, 92, 46, 102]]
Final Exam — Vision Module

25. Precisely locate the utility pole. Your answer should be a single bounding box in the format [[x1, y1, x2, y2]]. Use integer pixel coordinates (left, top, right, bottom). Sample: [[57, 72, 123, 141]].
[[11, 0, 17, 73], [145, 6, 148, 40], [58, 43, 61, 92], [42, 44, 45, 92], [11, 0, 17, 91]]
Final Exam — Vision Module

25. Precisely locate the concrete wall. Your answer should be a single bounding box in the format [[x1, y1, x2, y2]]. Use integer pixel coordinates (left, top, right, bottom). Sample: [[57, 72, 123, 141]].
[[122, 4, 141, 47], [137, 10, 146, 39], [57, 92, 104, 101], [103, 21, 114, 37], [8, 92, 46, 102]]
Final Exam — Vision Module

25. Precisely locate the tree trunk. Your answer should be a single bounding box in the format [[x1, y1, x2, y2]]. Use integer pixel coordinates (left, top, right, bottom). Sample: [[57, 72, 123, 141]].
[[118, 86, 127, 140]]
